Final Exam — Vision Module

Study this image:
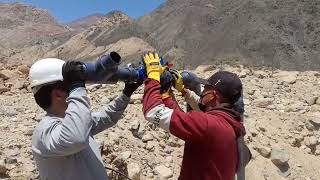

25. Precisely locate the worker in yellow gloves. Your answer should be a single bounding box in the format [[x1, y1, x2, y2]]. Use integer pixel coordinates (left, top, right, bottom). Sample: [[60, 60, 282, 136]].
[[166, 68, 250, 180], [141, 52, 245, 180]]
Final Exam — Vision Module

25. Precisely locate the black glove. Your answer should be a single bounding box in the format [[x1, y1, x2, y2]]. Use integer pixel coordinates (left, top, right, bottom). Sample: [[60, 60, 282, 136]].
[[160, 70, 175, 93], [123, 81, 143, 97], [62, 61, 87, 92]]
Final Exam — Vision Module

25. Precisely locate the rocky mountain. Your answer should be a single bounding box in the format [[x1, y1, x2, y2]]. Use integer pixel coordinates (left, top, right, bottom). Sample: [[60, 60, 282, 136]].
[[0, 3, 75, 65], [44, 11, 154, 63], [67, 13, 104, 32], [137, 0, 320, 70], [0, 7, 152, 66], [0, 3, 69, 48]]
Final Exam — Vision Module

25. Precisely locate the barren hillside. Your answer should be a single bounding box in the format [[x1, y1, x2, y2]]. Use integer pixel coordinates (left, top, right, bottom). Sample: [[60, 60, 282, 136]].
[[0, 3, 68, 48], [0, 6, 152, 66], [44, 11, 154, 63], [137, 0, 320, 70], [0, 3, 75, 65], [67, 13, 104, 32]]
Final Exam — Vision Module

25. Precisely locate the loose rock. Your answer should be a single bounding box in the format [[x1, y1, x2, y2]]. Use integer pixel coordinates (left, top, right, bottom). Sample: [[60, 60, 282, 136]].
[[0, 159, 8, 175], [315, 145, 320, 155], [0, 106, 18, 117], [108, 132, 120, 144], [142, 133, 153, 143], [304, 97, 317, 106], [0, 69, 14, 80], [305, 121, 316, 131], [130, 120, 145, 138], [165, 156, 173, 163], [254, 70, 268, 78], [256, 145, 271, 158], [130, 94, 143, 104], [253, 98, 273, 108], [130, 120, 140, 131], [308, 114, 320, 127], [270, 145, 290, 166], [195, 65, 216, 73], [113, 155, 128, 168], [145, 141, 156, 151], [4, 157, 17, 164], [127, 163, 141, 180], [275, 71, 298, 84], [154, 165, 173, 179], [17, 65, 30, 75], [304, 136, 317, 148]]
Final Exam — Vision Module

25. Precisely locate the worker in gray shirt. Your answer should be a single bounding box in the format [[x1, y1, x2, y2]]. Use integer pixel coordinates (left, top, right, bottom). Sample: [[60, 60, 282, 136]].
[[29, 58, 141, 180]]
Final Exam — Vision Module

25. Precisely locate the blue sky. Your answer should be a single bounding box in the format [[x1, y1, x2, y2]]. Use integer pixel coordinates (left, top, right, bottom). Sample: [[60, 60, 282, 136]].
[[1, 0, 165, 23]]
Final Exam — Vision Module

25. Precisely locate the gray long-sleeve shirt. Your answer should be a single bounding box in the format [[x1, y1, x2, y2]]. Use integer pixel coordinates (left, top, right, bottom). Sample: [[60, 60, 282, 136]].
[[32, 87, 130, 180]]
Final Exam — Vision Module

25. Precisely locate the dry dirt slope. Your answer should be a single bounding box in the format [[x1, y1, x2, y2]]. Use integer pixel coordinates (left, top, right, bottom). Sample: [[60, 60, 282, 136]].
[[0, 64, 319, 180], [137, 0, 320, 70], [0, 3, 76, 66], [66, 13, 104, 32], [3, 1, 320, 71], [0, 2, 68, 48], [43, 11, 154, 63], [2, 1, 320, 71]]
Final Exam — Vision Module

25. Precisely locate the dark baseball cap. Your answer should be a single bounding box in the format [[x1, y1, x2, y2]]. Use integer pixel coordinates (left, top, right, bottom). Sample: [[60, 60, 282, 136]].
[[197, 71, 243, 104]]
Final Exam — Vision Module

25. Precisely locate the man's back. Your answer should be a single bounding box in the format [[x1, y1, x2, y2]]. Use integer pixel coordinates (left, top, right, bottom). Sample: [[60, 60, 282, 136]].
[[32, 116, 108, 180], [176, 110, 240, 180]]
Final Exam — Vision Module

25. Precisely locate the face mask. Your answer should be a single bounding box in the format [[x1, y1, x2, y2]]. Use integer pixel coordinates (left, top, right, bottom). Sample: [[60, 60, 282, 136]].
[[198, 103, 206, 112]]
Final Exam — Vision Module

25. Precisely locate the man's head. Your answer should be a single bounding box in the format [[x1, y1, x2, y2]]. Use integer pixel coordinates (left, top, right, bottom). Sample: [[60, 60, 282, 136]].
[[29, 58, 68, 115], [198, 71, 242, 110]]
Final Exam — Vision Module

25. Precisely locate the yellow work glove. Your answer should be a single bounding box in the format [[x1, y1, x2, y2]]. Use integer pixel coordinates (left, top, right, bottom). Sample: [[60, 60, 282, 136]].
[[171, 70, 185, 94], [143, 52, 163, 82]]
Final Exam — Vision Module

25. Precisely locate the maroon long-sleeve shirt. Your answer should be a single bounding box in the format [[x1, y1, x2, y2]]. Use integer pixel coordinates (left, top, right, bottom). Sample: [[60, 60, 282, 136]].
[[143, 79, 245, 180]]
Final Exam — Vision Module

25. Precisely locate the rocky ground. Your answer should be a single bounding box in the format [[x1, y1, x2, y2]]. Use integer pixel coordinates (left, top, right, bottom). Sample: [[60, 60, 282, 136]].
[[0, 64, 319, 180]]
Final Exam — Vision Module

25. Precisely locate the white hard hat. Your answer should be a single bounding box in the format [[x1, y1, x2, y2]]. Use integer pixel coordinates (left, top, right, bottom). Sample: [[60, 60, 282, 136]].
[[29, 58, 65, 95]]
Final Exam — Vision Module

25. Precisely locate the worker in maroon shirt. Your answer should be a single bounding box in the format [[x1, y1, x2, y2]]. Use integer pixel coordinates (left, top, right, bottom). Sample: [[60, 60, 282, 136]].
[[142, 52, 246, 180]]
